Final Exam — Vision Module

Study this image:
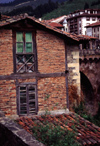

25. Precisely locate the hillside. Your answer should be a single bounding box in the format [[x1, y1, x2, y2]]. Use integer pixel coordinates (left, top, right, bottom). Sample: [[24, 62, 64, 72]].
[[42, 0, 100, 20], [0, 0, 68, 17]]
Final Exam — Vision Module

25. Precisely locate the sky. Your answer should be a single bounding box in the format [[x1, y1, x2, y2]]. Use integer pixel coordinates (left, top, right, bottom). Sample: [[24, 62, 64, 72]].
[[0, 0, 14, 3]]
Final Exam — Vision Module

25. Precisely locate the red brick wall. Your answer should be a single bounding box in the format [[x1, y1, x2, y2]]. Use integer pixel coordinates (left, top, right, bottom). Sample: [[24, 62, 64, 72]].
[[0, 29, 13, 75], [37, 30, 65, 73], [37, 30, 67, 113], [0, 80, 17, 116], [38, 77, 66, 111], [0, 28, 80, 116]]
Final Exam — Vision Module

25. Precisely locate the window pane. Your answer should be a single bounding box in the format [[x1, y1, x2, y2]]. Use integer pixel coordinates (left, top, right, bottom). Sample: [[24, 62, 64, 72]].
[[17, 55, 24, 63], [25, 32, 32, 42], [26, 55, 33, 63], [16, 32, 23, 42], [16, 43, 23, 53], [26, 43, 32, 52]]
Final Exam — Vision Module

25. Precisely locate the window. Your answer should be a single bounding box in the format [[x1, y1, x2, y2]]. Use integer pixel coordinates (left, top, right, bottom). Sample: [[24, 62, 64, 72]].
[[79, 30, 81, 34], [86, 17, 90, 21], [92, 17, 96, 21], [18, 84, 37, 115], [15, 32, 36, 73]]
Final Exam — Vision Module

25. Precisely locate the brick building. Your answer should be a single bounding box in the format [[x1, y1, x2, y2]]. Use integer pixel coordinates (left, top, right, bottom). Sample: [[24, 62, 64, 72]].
[[0, 14, 82, 117]]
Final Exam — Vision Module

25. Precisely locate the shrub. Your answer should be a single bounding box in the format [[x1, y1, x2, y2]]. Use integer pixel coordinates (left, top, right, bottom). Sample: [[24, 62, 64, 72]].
[[32, 123, 81, 146]]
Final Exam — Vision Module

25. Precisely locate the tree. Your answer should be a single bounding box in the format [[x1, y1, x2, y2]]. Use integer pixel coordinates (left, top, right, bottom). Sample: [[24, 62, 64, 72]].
[[84, 2, 89, 10]]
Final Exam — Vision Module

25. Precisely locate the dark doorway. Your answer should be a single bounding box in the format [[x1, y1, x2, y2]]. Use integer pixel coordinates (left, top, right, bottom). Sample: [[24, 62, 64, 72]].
[[80, 72, 95, 115]]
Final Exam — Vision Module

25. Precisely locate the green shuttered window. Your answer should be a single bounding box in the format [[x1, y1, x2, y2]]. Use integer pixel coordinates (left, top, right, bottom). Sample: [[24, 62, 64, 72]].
[[16, 32, 36, 73]]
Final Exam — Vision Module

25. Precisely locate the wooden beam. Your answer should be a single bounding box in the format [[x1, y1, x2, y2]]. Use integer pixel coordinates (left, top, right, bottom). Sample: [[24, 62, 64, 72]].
[[0, 71, 68, 80]]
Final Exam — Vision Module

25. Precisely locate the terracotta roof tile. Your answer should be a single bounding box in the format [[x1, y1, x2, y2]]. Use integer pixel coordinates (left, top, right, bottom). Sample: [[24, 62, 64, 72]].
[[86, 21, 100, 27], [47, 22, 64, 28], [17, 112, 100, 146], [0, 13, 94, 42]]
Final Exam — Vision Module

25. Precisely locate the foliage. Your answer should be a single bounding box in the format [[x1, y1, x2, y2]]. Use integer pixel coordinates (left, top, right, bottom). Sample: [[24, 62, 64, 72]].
[[42, 0, 100, 19], [91, 0, 100, 6], [74, 102, 100, 127], [6, 0, 59, 17], [84, 2, 89, 9], [32, 123, 81, 146]]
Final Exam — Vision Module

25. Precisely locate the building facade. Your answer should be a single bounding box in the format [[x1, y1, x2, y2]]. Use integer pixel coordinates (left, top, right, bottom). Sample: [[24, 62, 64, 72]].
[[0, 14, 81, 117], [67, 9, 100, 35]]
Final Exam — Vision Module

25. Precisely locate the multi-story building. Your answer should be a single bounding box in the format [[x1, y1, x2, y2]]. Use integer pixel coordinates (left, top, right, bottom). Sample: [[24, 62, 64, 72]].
[[86, 22, 100, 48], [86, 22, 100, 39], [67, 9, 100, 35]]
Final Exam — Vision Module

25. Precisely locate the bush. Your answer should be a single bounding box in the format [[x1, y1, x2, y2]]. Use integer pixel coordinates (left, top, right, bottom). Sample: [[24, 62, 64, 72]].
[[32, 123, 81, 146], [74, 102, 100, 127]]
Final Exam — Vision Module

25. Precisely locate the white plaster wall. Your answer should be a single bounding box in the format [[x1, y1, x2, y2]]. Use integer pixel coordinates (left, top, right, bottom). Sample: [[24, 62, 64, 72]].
[[86, 27, 92, 36], [81, 17, 98, 35]]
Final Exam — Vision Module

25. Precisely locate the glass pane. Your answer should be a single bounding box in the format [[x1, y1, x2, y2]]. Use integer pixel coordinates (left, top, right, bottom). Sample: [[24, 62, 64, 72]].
[[16, 43, 23, 53], [16, 32, 23, 42], [25, 32, 32, 42], [17, 55, 24, 63], [26, 43, 32, 52], [26, 55, 33, 63]]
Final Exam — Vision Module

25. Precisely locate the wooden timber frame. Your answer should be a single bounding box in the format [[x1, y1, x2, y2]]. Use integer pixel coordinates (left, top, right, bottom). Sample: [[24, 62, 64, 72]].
[[0, 17, 78, 116]]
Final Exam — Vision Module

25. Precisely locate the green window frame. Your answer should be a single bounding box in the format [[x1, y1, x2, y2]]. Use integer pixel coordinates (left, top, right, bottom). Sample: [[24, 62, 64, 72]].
[[15, 31, 36, 73]]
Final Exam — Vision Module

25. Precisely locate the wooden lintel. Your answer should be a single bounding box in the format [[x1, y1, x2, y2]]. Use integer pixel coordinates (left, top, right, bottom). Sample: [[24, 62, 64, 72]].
[[0, 71, 68, 80]]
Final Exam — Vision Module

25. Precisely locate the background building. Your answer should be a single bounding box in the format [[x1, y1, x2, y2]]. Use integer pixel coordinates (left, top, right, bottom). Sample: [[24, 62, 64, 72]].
[[67, 9, 100, 35]]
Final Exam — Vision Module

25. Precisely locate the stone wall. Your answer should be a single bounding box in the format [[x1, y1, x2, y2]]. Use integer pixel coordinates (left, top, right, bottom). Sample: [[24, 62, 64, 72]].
[[67, 44, 80, 110], [67, 44, 80, 93]]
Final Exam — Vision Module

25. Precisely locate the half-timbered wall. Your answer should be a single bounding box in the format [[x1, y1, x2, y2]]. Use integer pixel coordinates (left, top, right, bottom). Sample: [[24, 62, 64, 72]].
[[0, 23, 80, 117]]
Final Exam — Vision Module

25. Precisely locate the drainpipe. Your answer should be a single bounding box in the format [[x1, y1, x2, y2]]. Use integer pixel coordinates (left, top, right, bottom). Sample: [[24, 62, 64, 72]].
[[64, 41, 69, 110]]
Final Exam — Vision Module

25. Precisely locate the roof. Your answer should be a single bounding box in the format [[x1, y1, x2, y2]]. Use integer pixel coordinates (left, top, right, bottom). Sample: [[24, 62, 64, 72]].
[[47, 22, 64, 28], [67, 13, 100, 20], [77, 35, 98, 40], [0, 13, 96, 42], [0, 13, 79, 41], [86, 21, 100, 28], [51, 15, 68, 23], [70, 8, 100, 15], [16, 112, 100, 146]]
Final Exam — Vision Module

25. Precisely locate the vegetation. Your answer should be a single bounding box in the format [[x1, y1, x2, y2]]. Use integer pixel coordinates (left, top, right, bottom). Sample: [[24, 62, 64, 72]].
[[2, 0, 100, 19], [74, 102, 100, 127], [6, 0, 59, 17], [32, 122, 81, 146], [42, 0, 100, 19]]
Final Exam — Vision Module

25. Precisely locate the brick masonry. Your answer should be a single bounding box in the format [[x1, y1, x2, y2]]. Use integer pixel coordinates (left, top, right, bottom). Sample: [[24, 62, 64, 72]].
[[0, 29, 13, 75], [37, 30, 65, 73], [0, 26, 80, 116], [38, 76, 66, 112]]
